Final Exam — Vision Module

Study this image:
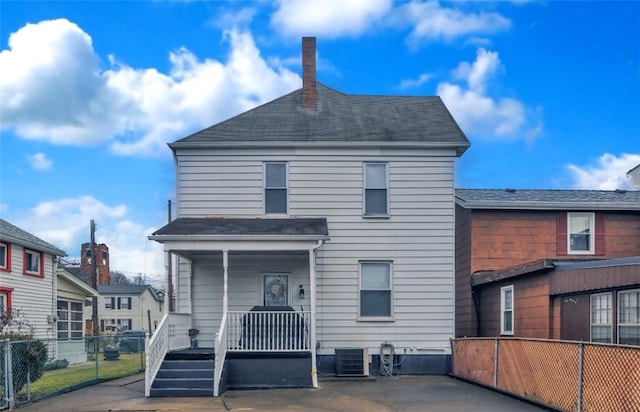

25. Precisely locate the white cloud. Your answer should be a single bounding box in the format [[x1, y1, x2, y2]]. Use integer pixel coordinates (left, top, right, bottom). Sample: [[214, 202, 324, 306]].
[[27, 152, 53, 171], [567, 153, 640, 190], [0, 19, 300, 157], [271, 0, 392, 38], [8, 195, 166, 284], [437, 48, 542, 140], [392, 1, 511, 46], [398, 72, 435, 90]]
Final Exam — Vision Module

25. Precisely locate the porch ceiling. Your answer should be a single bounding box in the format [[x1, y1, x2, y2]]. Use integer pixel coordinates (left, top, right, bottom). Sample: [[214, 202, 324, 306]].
[[148, 217, 329, 258]]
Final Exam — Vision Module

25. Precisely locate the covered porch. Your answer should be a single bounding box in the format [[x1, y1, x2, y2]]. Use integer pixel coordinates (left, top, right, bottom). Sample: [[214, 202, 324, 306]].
[[146, 217, 329, 396]]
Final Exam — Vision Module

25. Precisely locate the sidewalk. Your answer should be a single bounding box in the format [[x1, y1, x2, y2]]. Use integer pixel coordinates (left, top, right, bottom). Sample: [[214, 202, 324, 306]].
[[17, 373, 547, 411]]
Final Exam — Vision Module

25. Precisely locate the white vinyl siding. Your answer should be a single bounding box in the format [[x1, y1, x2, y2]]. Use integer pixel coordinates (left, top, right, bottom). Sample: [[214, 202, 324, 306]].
[[175, 147, 458, 353]]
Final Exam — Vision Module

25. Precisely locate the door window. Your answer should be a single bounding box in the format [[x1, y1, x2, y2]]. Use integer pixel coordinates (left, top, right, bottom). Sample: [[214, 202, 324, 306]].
[[263, 274, 289, 306]]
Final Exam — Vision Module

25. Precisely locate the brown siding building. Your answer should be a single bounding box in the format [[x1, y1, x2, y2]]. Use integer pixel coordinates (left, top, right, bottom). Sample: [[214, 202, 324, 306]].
[[455, 189, 640, 343]]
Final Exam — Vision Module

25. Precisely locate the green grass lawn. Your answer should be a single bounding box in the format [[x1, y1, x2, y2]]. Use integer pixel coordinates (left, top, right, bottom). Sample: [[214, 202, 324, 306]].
[[17, 353, 145, 401]]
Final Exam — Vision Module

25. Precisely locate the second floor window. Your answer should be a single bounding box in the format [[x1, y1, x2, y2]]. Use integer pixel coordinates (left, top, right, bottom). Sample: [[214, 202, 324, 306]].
[[24, 249, 43, 277], [264, 162, 288, 214], [364, 163, 388, 216], [0, 242, 10, 271], [568, 213, 594, 253], [105, 296, 132, 310]]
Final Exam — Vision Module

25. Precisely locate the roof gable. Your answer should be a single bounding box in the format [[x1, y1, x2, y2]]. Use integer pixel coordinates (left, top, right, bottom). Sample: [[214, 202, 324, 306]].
[[171, 83, 469, 152]]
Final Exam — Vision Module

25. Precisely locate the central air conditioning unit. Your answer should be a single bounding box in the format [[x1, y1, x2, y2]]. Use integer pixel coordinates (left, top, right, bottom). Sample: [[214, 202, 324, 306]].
[[334, 348, 369, 377]]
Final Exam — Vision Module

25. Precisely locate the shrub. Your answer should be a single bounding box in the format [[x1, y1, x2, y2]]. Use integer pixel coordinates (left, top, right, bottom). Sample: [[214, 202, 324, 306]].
[[0, 309, 48, 394], [44, 359, 69, 371], [0, 336, 49, 394]]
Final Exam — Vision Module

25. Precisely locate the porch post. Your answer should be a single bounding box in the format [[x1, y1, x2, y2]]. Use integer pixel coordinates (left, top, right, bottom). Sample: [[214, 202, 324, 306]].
[[222, 250, 229, 318], [309, 245, 319, 388], [164, 252, 170, 316]]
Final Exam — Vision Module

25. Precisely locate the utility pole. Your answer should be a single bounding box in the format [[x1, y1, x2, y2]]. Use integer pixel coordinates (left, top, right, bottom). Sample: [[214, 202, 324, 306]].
[[90, 219, 99, 336], [167, 200, 174, 312]]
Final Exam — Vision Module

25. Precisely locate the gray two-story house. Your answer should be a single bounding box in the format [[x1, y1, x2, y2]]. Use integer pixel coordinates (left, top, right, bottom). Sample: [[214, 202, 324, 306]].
[[147, 37, 470, 396]]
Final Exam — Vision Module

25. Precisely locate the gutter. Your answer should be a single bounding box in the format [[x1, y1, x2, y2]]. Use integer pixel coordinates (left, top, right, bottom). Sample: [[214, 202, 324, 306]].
[[148, 234, 330, 242]]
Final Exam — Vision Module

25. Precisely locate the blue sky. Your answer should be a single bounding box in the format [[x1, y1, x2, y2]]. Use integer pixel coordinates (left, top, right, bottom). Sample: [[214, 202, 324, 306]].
[[1, 1, 638, 285]]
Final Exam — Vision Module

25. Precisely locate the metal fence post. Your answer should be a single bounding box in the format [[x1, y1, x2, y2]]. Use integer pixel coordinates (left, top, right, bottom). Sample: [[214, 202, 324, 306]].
[[493, 338, 499, 388], [5, 339, 14, 410], [95, 336, 99, 381], [577, 342, 583, 412]]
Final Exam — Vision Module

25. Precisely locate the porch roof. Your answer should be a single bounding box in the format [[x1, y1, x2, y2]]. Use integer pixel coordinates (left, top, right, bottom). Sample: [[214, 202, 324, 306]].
[[151, 217, 328, 238], [148, 217, 329, 256]]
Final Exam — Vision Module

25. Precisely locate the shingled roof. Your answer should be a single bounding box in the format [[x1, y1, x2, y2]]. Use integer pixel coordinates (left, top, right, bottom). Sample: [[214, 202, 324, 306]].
[[455, 189, 640, 211], [151, 217, 329, 239], [170, 83, 470, 153], [0, 218, 66, 256]]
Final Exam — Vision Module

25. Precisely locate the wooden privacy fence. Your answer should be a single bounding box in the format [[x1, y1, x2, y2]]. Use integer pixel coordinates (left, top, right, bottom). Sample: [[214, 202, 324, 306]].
[[451, 338, 640, 412]]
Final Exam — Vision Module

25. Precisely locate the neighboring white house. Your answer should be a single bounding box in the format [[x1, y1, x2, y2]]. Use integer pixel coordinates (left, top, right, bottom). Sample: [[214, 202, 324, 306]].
[[0, 218, 66, 341], [148, 37, 470, 395], [96, 285, 163, 333], [56, 268, 98, 364]]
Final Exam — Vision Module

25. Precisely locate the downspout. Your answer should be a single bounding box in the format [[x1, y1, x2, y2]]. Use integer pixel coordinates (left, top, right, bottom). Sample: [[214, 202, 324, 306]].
[[309, 240, 324, 389], [472, 286, 481, 337], [51, 256, 58, 339]]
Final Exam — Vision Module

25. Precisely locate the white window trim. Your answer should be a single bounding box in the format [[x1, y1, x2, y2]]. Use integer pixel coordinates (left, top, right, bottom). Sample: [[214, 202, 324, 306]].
[[590, 292, 613, 343], [358, 261, 394, 321], [57, 300, 84, 340], [263, 162, 289, 215], [500, 285, 514, 335], [363, 162, 390, 218], [567, 212, 595, 255], [617, 288, 640, 345]]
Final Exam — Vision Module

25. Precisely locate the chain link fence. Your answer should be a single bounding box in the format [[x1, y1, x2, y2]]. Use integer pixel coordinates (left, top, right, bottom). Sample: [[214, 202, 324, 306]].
[[1, 336, 145, 410], [451, 337, 640, 412]]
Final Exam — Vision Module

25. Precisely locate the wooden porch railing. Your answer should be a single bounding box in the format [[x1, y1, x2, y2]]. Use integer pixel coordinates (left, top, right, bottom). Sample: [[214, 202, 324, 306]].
[[145, 312, 192, 397], [213, 315, 228, 397], [226, 310, 311, 352]]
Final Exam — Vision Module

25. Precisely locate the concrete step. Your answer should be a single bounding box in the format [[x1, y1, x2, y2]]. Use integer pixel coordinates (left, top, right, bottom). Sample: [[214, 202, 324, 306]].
[[156, 368, 214, 379], [149, 387, 213, 397], [152, 377, 213, 389], [159, 359, 214, 370]]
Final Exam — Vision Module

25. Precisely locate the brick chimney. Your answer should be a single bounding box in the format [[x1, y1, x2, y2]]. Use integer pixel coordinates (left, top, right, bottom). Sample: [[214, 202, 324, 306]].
[[302, 37, 317, 109]]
